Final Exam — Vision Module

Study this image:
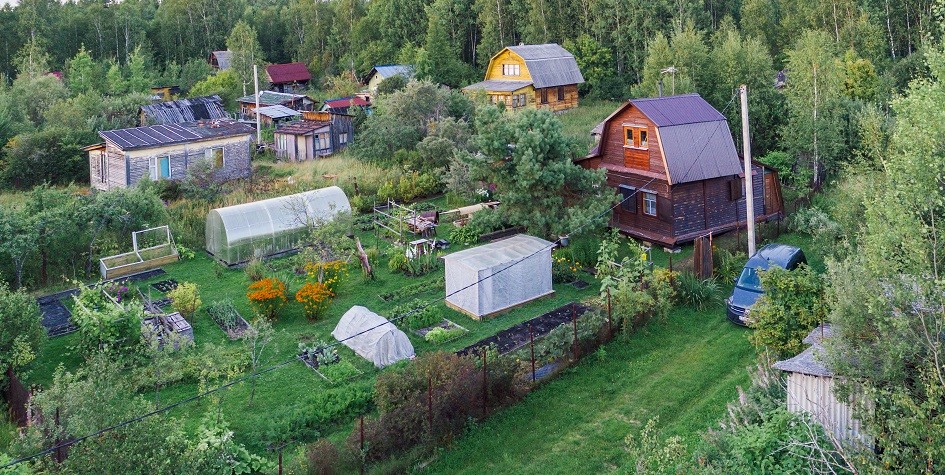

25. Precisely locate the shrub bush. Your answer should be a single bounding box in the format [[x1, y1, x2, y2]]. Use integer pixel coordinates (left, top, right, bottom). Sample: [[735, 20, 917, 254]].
[[71, 284, 144, 355], [423, 326, 466, 344], [244, 257, 266, 282], [305, 439, 341, 475], [167, 282, 201, 320], [715, 249, 747, 284], [391, 299, 441, 330]]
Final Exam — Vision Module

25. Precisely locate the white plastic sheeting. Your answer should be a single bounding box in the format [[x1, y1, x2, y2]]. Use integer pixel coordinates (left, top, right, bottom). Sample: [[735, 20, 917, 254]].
[[332, 306, 415, 368], [205, 186, 351, 265], [443, 234, 554, 319]]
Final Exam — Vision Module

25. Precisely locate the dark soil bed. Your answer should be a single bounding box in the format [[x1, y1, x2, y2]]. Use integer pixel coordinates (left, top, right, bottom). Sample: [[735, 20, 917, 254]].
[[570, 279, 589, 290], [151, 279, 179, 293], [456, 302, 591, 357]]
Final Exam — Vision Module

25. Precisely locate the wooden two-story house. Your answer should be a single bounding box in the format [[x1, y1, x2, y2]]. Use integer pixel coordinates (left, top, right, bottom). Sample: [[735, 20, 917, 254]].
[[87, 120, 255, 191], [462, 43, 583, 112], [578, 94, 783, 248]]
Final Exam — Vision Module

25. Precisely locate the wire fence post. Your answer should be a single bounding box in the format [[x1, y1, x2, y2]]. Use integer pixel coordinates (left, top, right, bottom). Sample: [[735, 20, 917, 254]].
[[529, 324, 536, 382], [427, 376, 433, 434], [481, 351, 488, 417], [571, 303, 578, 360], [606, 288, 613, 340], [359, 415, 365, 475]]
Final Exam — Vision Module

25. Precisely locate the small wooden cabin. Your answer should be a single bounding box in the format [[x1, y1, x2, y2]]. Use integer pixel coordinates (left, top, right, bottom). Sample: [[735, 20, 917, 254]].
[[774, 325, 868, 446], [577, 94, 783, 248], [273, 111, 354, 161], [321, 96, 371, 115], [365, 64, 415, 92], [88, 120, 254, 191], [208, 50, 232, 70], [266, 62, 312, 94], [237, 91, 316, 121], [462, 43, 583, 112]]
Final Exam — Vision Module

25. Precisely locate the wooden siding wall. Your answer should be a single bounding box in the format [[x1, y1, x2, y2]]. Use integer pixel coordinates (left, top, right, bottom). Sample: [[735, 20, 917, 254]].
[[534, 84, 579, 112], [606, 172, 672, 242], [671, 167, 766, 242], [598, 106, 666, 178], [484, 50, 532, 82], [89, 148, 128, 190], [786, 373, 867, 446]]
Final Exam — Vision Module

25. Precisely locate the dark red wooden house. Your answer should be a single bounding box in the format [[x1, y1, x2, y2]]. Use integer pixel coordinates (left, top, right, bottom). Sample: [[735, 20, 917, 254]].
[[578, 94, 783, 248]]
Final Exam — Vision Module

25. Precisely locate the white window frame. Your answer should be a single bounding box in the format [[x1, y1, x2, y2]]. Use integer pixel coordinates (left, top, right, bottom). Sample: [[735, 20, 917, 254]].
[[643, 192, 657, 216], [205, 147, 225, 168], [339, 132, 348, 145], [502, 64, 520, 76]]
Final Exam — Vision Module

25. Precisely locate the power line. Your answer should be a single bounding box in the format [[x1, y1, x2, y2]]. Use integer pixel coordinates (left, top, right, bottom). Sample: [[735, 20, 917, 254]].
[[2, 92, 741, 469]]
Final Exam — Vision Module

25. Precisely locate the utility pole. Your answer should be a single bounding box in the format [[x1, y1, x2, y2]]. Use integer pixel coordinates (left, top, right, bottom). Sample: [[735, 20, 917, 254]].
[[660, 66, 677, 95], [739, 84, 756, 256], [253, 65, 262, 145]]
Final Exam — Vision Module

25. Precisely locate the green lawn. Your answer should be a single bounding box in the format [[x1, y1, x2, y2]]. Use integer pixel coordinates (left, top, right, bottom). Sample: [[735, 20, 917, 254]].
[[558, 99, 622, 151], [420, 300, 755, 474]]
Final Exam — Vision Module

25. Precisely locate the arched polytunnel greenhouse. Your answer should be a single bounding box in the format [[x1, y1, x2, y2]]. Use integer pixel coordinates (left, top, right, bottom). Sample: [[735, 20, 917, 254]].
[[205, 186, 351, 265]]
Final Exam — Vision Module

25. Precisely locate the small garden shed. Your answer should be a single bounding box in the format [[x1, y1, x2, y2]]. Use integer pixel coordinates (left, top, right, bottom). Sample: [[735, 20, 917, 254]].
[[332, 306, 415, 368], [205, 186, 351, 265], [443, 234, 554, 319]]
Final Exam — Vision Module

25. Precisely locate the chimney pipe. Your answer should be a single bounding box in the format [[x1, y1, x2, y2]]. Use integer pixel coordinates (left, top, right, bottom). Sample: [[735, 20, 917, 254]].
[[658, 80, 663, 97]]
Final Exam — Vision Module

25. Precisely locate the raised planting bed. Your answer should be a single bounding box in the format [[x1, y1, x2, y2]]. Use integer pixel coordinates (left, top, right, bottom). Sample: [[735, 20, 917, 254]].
[[151, 279, 179, 293], [298, 343, 363, 385], [415, 319, 468, 345], [456, 302, 592, 357], [206, 300, 251, 340], [379, 277, 445, 302]]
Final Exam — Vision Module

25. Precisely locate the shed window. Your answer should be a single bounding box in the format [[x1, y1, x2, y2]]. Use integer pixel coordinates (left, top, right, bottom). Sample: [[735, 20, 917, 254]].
[[205, 147, 224, 168], [339, 132, 348, 145], [618, 185, 637, 213], [316, 134, 330, 151], [639, 130, 648, 147], [643, 192, 657, 216], [557, 86, 565, 101], [149, 156, 171, 180], [540, 89, 549, 104], [502, 64, 520, 76], [624, 128, 634, 147], [729, 178, 743, 201]]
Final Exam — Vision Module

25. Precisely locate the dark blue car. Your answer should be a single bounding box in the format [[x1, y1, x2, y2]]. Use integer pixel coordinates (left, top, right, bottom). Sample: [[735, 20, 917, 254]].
[[726, 243, 807, 326]]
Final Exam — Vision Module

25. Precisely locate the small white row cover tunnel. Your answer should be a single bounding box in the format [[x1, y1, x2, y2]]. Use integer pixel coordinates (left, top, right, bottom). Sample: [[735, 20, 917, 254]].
[[205, 186, 351, 266], [333, 306, 415, 368]]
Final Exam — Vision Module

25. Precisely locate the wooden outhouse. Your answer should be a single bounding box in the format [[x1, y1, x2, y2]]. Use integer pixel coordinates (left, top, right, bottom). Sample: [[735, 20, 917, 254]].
[[577, 94, 783, 248], [462, 43, 583, 112]]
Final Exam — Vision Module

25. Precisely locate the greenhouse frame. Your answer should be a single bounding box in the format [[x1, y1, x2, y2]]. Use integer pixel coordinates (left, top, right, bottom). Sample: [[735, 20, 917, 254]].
[[443, 234, 555, 319], [205, 186, 351, 265]]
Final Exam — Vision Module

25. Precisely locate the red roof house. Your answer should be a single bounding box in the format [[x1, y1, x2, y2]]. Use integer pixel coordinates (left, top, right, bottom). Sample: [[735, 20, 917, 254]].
[[266, 63, 312, 94], [320, 96, 371, 115]]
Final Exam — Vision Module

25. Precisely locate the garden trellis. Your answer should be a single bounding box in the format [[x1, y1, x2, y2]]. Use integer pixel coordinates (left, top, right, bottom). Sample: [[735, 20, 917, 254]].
[[98, 226, 179, 280]]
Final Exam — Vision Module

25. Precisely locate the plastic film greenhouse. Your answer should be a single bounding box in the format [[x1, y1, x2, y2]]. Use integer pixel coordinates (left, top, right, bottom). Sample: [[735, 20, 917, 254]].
[[443, 234, 555, 319], [205, 186, 351, 265]]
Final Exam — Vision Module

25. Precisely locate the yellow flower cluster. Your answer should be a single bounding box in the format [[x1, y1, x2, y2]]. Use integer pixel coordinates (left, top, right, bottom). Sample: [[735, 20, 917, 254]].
[[296, 281, 335, 320]]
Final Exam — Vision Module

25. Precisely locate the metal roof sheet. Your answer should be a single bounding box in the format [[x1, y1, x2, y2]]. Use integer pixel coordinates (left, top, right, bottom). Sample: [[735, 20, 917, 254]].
[[266, 62, 312, 84], [275, 120, 331, 135], [462, 79, 533, 92], [505, 43, 584, 88], [140, 95, 228, 125], [629, 94, 726, 127], [255, 105, 302, 119], [370, 64, 415, 80], [99, 120, 254, 150], [237, 91, 311, 106], [211, 51, 232, 70], [658, 121, 742, 184], [773, 345, 832, 377]]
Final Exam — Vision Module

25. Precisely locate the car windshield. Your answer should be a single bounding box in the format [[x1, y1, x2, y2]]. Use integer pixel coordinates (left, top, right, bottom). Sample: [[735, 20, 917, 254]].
[[736, 267, 763, 292]]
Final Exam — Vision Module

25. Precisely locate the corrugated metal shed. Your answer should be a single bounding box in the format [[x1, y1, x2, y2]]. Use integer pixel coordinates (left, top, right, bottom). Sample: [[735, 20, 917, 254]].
[[629, 94, 726, 127], [266, 62, 312, 84], [370, 64, 415, 80], [255, 105, 302, 120], [462, 80, 533, 92], [506, 43, 584, 88], [140, 95, 228, 125], [658, 121, 742, 184], [100, 120, 254, 151]]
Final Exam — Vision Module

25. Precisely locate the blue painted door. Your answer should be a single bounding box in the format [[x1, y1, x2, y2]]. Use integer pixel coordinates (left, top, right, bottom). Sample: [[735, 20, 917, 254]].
[[160, 157, 170, 178]]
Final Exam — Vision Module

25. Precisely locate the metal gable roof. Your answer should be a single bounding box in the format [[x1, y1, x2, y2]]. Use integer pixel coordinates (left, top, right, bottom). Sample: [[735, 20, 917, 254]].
[[255, 105, 302, 119], [658, 121, 742, 184], [629, 94, 726, 127], [370, 64, 415, 80], [238, 91, 311, 106], [504, 43, 584, 88], [266, 62, 312, 84], [99, 121, 254, 151], [211, 51, 232, 70]]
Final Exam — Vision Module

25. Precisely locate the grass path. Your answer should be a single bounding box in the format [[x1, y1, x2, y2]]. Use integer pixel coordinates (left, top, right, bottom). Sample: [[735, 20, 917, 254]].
[[422, 300, 754, 474]]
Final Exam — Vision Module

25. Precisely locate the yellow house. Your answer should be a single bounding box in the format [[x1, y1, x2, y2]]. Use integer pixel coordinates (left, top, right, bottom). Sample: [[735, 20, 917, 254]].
[[463, 43, 584, 112]]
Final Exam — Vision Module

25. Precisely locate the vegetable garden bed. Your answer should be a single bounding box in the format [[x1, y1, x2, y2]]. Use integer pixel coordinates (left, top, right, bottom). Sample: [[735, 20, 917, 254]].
[[297, 346, 363, 385], [414, 319, 468, 345], [206, 300, 252, 339], [457, 302, 592, 356]]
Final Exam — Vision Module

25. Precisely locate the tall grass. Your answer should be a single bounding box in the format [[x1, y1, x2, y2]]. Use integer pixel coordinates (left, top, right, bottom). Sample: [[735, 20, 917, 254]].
[[557, 99, 623, 152]]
